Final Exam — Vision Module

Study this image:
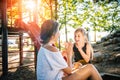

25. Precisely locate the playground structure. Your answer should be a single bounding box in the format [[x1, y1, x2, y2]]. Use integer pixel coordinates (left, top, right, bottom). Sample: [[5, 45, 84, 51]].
[[0, 0, 45, 78]]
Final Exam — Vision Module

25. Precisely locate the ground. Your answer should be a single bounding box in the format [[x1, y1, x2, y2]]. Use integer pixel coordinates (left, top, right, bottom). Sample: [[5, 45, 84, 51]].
[[0, 42, 120, 80]]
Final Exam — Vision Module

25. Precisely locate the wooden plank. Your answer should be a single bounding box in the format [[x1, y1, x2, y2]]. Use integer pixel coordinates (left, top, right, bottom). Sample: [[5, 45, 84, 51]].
[[1, 0, 8, 77]]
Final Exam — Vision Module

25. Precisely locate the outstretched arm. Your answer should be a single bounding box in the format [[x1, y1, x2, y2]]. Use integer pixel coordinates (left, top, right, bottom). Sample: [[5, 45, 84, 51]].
[[65, 42, 73, 68]]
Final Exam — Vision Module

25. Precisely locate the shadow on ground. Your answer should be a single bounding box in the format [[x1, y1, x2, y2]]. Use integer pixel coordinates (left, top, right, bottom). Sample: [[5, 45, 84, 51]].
[[0, 66, 36, 80]]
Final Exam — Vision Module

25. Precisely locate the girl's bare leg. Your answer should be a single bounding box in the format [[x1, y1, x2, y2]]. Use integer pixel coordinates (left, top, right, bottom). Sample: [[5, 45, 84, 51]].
[[62, 64, 102, 80]]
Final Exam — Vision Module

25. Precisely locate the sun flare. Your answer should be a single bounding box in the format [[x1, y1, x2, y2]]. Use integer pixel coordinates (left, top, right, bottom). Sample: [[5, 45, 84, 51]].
[[25, 0, 36, 11]]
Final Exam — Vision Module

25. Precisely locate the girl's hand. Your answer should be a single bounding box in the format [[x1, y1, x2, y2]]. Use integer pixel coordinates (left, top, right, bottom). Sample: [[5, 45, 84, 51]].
[[73, 62, 82, 70], [76, 40, 85, 49], [76, 42, 82, 49], [65, 42, 73, 57]]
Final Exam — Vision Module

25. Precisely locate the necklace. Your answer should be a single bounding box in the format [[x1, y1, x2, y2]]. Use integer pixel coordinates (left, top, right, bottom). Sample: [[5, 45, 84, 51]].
[[48, 43, 53, 46], [43, 43, 54, 47]]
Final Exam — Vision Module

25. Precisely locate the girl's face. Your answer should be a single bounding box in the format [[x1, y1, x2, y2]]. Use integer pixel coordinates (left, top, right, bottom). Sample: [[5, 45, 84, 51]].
[[74, 31, 84, 43]]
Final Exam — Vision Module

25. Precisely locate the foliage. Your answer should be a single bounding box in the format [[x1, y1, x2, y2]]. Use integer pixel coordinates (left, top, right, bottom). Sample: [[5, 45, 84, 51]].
[[7, 0, 57, 27], [58, 0, 120, 33], [7, 0, 120, 32]]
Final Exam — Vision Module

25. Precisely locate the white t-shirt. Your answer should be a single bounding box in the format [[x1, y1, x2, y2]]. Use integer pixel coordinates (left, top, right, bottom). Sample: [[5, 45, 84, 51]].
[[37, 46, 68, 80]]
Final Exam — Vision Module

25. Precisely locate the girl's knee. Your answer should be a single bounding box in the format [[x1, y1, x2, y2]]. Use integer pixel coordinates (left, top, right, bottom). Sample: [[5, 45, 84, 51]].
[[86, 64, 94, 69]]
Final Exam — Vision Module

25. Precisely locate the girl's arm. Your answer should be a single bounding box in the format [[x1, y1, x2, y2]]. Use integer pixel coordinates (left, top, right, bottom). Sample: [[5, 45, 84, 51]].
[[62, 67, 72, 75], [62, 42, 73, 75], [78, 43, 91, 63], [65, 42, 73, 68]]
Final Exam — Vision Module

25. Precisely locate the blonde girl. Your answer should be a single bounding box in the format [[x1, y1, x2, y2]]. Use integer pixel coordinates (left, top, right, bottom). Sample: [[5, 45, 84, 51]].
[[73, 28, 94, 65]]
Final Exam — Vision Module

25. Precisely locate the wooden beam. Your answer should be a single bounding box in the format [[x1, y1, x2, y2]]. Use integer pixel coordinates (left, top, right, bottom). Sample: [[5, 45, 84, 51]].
[[19, 33, 23, 65], [1, 0, 8, 78]]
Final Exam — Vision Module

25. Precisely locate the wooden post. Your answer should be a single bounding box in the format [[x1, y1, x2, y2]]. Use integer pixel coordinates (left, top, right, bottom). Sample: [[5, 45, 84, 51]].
[[34, 45, 37, 69], [19, 33, 23, 65], [18, 0, 23, 66], [33, 0, 38, 68], [1, 0, 8, 78]]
